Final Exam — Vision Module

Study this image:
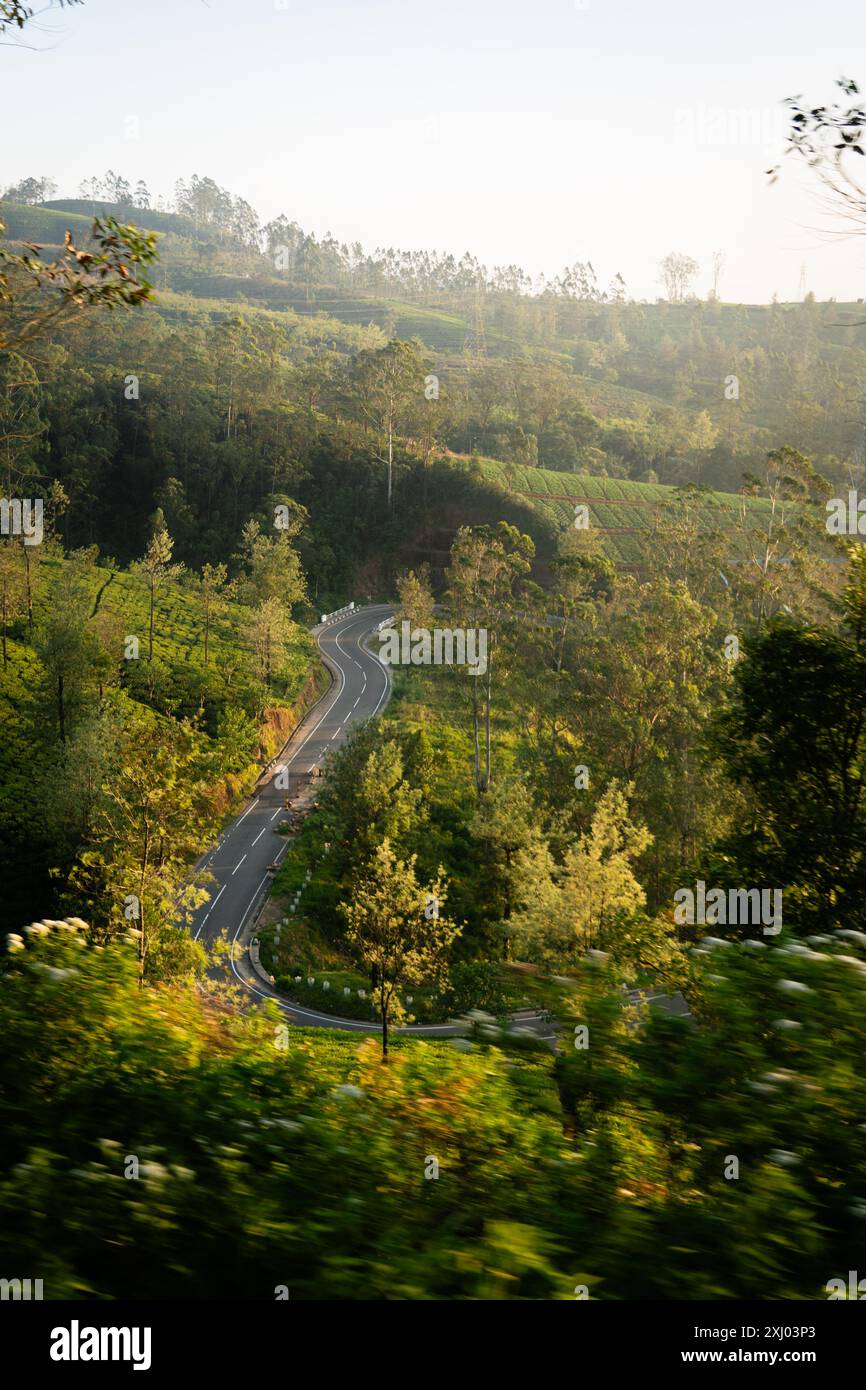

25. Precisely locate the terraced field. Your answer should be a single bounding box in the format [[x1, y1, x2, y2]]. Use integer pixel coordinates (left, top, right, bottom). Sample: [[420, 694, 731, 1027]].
[[474, 457, 774, 563]]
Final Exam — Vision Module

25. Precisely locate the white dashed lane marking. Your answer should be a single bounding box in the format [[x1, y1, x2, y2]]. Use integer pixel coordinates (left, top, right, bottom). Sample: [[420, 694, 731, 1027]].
[[194, 884, 224, 940], [235, 798, 260, 826]]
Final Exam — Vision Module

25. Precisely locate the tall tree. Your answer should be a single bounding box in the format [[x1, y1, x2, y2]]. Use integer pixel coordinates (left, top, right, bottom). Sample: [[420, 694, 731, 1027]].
[[706, 549, 866, 935], [317, 724, 425, 885], [133, 511, 182, 661], [347, 340, 424, 509], [658, 251, 699, 302], [33, 566, 101, 743], [341, 840, 458, 1058], [245, 596, 289, 689], [195, 561, 232, 665], [736, 447, 831, 624], [514, 781, 651, 963], [395, 564, 435, 629], [69, 718, 210, 981], [469, 778, 556, 957], [445, 522, 533, 792]]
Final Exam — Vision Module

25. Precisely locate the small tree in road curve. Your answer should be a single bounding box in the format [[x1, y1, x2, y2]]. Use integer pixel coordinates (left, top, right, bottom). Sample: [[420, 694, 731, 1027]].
[[341, 840, 460, 1059]]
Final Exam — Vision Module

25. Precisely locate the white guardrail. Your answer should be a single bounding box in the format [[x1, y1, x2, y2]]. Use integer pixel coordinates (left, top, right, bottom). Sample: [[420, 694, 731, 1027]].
[[319, 601, 355, 625]]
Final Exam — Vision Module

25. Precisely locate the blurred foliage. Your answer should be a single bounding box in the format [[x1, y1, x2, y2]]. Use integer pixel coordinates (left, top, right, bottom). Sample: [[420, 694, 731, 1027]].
[[1, 919, 864, 1299]]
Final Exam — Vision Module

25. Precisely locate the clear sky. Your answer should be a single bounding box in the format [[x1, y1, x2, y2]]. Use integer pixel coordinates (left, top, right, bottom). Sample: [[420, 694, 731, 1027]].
[[4, 0, 866, 302]]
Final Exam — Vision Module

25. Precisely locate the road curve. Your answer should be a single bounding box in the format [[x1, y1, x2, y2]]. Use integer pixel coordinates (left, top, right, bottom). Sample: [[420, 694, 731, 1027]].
[[189, 604, 468, 1034]]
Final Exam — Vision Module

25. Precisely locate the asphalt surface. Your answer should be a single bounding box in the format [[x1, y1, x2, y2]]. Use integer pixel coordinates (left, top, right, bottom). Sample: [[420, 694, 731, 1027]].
[[190, 604, 390, 949]]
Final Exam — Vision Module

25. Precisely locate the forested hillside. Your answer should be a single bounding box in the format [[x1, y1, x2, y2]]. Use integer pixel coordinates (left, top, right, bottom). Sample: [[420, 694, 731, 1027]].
[[5, 177, 865, 515], [1, 177, 845, 599]]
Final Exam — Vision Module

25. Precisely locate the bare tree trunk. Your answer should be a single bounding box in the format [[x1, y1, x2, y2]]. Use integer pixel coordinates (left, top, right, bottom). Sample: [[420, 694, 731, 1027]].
[[138, 828, 150, 987], [380, 984, 389, 1060]]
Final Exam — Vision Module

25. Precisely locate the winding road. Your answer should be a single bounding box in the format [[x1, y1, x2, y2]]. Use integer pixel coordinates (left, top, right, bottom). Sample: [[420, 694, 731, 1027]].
[[189, 604, 481, 1035]]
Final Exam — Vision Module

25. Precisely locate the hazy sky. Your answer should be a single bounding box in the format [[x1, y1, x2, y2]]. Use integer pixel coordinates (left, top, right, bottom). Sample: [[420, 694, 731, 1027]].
[[4, 0, 866, 302]]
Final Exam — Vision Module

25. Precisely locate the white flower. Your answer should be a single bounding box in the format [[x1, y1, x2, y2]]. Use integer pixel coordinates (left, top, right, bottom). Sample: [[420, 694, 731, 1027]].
[[777, 979, 812, 994], [6, 934, 24, 952], [773, 1018, 802, 1031], [769, 1149, 799, 1166], [138, 1161, 169, 1183], [834, 955, 866, 974], [332, 1084, 364, 1100], [33, 964, 77, 981]]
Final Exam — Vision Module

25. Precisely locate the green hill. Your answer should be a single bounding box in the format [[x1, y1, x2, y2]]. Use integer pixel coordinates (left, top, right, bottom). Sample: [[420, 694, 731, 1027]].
[[469, 456, 773, 564]]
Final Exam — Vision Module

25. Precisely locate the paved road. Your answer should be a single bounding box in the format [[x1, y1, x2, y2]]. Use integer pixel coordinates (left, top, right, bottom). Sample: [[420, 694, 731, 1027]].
[[189, 604, 487, 1035], [190, 604, 391, 952]]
